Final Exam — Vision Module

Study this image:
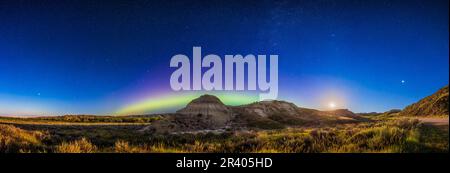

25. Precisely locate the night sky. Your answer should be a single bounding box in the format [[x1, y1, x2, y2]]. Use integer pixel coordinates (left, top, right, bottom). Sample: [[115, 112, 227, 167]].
[[0, 0, 448, 115]]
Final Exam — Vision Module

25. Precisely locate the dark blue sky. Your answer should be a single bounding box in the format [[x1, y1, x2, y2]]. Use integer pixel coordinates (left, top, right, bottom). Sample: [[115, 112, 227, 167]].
[[0, 0, 448, 115]]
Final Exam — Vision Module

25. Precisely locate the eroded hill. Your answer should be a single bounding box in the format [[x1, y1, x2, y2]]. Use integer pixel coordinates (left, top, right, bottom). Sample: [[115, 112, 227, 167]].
[[400, 86, 449, 116], [145, 95, 365, 133]]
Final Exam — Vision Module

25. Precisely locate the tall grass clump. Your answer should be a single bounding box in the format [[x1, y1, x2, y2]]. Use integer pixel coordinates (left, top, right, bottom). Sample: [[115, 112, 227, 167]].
[[55, 138, 97, 153], [0, 124, 46, 153]]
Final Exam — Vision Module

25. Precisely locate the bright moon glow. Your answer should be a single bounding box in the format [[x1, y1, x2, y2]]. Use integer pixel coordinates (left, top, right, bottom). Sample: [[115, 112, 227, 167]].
[[328, 102, 336, 108]]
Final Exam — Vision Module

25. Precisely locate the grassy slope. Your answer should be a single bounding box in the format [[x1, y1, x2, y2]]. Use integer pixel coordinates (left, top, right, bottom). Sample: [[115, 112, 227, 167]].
[[400, 85, 449, 116]]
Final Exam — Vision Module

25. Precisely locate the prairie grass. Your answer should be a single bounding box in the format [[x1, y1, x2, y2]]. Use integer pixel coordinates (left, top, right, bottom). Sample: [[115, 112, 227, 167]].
[[55, 138, 97, 153], [0, 124, 47, 153], [1, 118, 448, 153]]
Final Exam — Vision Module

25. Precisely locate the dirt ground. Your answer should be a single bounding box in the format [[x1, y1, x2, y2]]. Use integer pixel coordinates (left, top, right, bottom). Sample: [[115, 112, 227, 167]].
[[417, 117, 449, 126]]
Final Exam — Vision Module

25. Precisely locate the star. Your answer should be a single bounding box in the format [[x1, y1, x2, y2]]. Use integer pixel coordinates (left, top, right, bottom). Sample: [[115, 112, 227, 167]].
[[37, 92, 41, 96], [401, 80, 405, 84]]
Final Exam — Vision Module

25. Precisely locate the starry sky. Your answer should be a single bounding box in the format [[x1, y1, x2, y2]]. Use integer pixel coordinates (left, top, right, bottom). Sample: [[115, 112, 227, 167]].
[[0, 0, 448, 115]]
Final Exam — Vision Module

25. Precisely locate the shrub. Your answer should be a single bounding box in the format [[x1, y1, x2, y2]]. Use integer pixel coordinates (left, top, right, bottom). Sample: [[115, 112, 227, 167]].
[[113, 140, 145, 153], [390, 118, 421, 130]]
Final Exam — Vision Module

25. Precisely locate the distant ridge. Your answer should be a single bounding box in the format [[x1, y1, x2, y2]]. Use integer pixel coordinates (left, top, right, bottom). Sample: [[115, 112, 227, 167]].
[[144, 95, 364, 133], [400, 85, 449, 116]]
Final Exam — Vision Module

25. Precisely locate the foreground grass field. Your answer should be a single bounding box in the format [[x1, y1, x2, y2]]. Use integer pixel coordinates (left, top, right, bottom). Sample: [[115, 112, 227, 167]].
[[0, 116, 448, 153]]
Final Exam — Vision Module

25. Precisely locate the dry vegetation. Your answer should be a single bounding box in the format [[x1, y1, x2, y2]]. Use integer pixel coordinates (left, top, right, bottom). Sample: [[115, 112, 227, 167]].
[[2, 87, 448, 153], [1, 116, 448, 153], [0, 124, 48, 153]]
